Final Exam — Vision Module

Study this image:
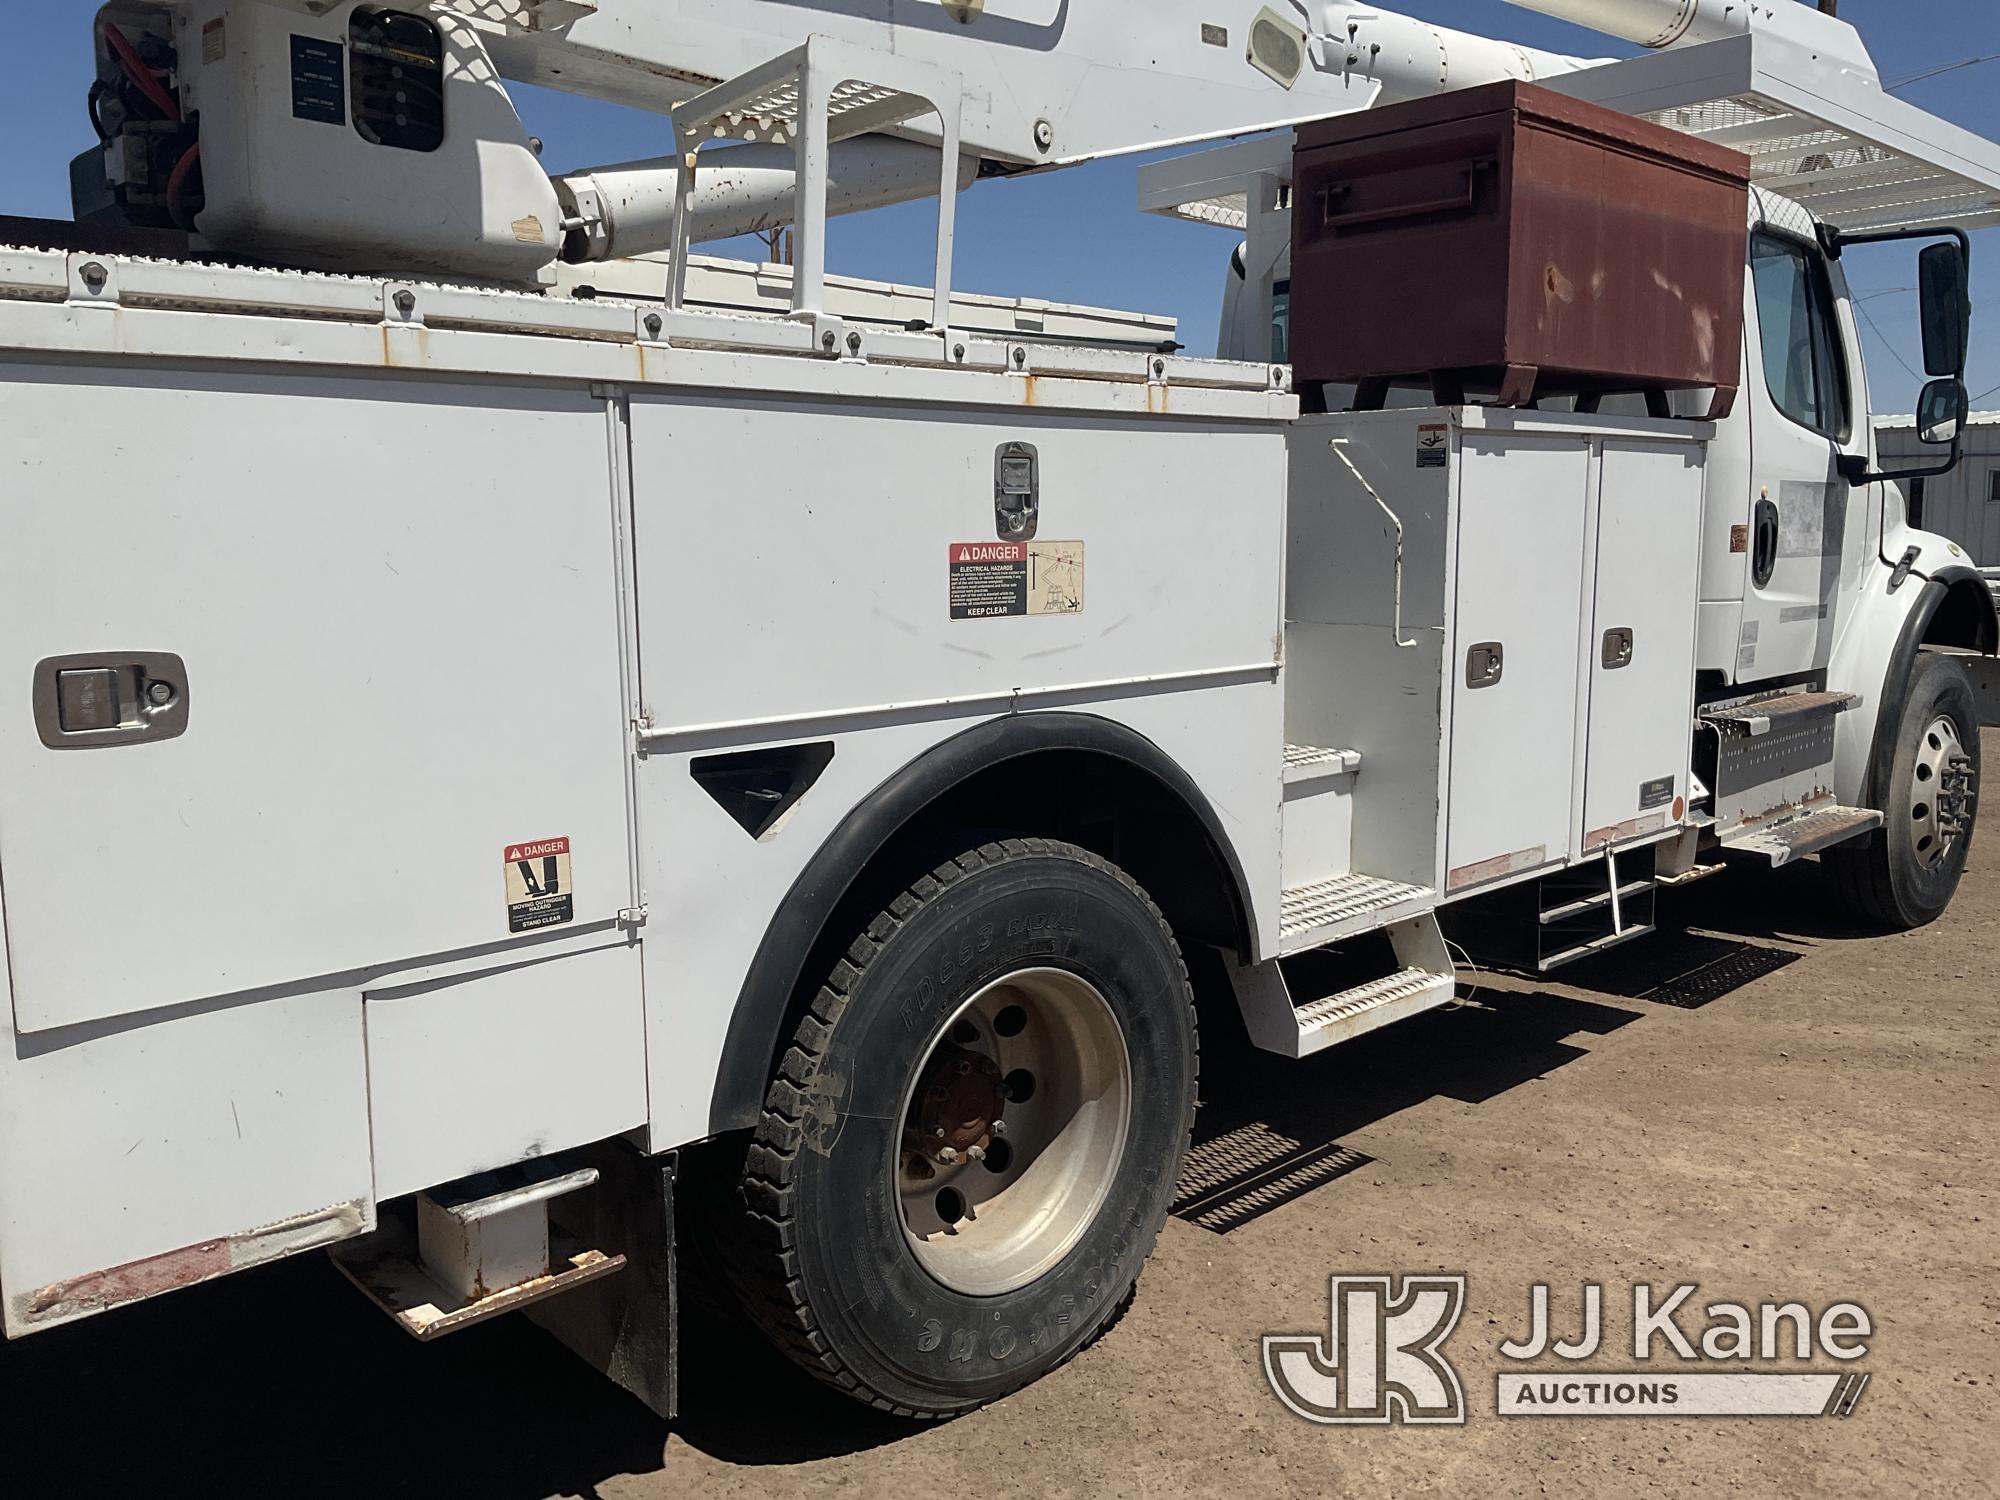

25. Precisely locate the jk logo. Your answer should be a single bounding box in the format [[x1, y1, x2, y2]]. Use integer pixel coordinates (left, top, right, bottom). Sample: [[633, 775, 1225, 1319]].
[[1264, 1274, 1468, 1425]]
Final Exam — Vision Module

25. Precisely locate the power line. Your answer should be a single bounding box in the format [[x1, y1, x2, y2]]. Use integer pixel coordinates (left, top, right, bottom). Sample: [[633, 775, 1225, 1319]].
[[1854, 300, 1921, 382], [1886, 53, 2000, 92]]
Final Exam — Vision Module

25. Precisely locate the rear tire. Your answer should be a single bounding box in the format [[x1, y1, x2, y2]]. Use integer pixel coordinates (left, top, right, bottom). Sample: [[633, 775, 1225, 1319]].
[[727, 838, 1197, 1417], [1826, 652, 1981, 930]]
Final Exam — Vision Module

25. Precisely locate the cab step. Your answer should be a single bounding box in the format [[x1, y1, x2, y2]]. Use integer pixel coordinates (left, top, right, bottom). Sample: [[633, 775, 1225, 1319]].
[[1719, 803, 1882, 866], [1702, 689, 1871, 857], [1279, 871, 1437, 954], [1229, 913, 1457, 1058], [1699, 689, 1859, 738]]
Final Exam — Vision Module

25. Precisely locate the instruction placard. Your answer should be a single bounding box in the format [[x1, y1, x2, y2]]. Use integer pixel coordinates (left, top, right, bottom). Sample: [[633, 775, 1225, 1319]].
[[504, 837, 574, 934], [290, 35, 347, 126], [1416, 423, 1448, 467], [949, 541, 1085, 619]]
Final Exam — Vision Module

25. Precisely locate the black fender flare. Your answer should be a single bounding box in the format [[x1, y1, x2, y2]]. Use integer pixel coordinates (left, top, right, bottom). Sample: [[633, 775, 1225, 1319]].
[[707, 711, 1256, 1134], [1862, 565, 1995, 807]]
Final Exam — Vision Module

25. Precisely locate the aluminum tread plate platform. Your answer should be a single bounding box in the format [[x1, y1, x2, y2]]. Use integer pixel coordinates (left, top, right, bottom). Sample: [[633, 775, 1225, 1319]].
[[1279, 872, 1437, 952], [1720, 804, 1883, 867], [1284, 742, 1363, 783], [1701, 689, 1859, 737], [1293, 966, 1453, 1032]]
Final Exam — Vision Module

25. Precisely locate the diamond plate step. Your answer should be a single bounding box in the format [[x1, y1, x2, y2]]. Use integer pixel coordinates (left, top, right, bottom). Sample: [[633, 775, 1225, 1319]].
[[1719, 803, 1882, 867], [1230, 910, 1458, 1058], [1700, 689, 1858, 738], [1284, 742, 1363, 784], [1279, 872, 1436, 953], [1293, 967, 1455, 1039]]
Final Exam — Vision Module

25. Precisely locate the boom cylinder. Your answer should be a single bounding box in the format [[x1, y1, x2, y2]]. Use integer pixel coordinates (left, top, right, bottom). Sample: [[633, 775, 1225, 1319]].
[[556, 137, 980, 264], [1495, 0, 1749, 49], [1314, 3, 1603, 108]]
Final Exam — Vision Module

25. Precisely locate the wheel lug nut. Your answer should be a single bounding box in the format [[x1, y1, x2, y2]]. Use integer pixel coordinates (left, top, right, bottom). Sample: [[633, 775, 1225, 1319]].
[[936, 1147, 960, 1165], [989, 1118, 1006, 1136], [955, 1060, 972, 1075], [967, 1145, 986, 1162]]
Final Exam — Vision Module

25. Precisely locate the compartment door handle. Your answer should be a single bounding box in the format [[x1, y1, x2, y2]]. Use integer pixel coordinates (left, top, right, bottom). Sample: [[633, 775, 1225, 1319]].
[[33, 652, 190, 749]]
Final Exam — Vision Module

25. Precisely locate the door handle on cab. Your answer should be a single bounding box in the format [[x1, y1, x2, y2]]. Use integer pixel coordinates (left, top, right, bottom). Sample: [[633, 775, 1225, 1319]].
[[1751, 498, 1779, 589]]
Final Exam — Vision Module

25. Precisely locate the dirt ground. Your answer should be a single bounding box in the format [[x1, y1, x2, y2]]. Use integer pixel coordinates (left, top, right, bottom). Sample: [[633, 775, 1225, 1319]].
[[3, 733, 1995, 1500]]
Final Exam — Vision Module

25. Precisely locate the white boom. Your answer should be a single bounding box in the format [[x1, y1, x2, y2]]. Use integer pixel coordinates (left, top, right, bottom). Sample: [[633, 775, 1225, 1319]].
[[79, 3, 1994, 280], [441, 0, 1889, 266]]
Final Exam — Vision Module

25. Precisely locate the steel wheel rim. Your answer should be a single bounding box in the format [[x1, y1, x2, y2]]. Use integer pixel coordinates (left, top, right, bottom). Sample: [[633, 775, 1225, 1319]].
[[894, 967, 1132, 1298], [1909, 712, 1974, 870]]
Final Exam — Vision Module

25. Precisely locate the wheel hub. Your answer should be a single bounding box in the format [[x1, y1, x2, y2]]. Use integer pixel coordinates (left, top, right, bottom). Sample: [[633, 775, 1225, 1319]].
[[1909, 713, 1977, 869], [905, 1043, 1006, 1167], [893, 968, 1132, 1297]]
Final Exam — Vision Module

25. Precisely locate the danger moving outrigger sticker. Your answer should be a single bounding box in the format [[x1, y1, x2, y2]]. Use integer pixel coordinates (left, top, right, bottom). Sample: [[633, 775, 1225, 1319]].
[[949, 540, 1085, 619], [505, 837, 574, 934]]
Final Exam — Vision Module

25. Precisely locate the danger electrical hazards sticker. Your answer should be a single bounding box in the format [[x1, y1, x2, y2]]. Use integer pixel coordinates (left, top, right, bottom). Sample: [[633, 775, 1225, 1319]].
[[948, 541, 1085, 620], [504, 837, 574, 934]]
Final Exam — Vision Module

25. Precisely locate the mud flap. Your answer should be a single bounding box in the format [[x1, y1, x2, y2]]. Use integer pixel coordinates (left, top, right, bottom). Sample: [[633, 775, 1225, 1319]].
[[528, 1146, 677, 1421]]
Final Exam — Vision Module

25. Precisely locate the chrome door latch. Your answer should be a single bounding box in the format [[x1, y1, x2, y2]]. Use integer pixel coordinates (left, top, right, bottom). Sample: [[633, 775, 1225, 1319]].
[[994, 441, 1040, 539], [1601, 627, 1635, 670], [33, 652, 190, 749]]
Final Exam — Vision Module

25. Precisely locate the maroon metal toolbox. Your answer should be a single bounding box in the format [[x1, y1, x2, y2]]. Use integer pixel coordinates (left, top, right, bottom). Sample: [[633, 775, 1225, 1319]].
[[1289, 81, 1751, 414]]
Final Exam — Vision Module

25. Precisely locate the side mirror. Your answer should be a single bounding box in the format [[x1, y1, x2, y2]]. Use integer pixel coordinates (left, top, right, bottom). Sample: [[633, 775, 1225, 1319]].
[[1917, 376, 1968, 446], [1919, 241, 1971, 377]]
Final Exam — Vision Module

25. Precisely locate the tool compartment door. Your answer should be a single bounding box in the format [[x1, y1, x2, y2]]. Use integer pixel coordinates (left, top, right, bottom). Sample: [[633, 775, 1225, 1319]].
[[1580, 439, 1704, 850], [0, 366, 635, 1034], [1445, 434, 1591, 892]]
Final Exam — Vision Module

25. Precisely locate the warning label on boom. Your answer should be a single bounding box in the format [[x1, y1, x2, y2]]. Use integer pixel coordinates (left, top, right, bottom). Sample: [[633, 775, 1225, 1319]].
[[949, 541, 1085, 620], [504, 836, 574, 934]]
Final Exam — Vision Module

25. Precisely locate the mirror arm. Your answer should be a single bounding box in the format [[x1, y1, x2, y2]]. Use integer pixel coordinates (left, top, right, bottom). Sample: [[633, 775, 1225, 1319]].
[[1839, 432, 1965, 488], [1824, 223, 1971, 260]]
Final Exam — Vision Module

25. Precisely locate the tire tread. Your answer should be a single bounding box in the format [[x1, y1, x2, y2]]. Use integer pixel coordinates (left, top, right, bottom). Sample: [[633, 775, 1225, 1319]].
[[721, 837, 1196, 1419]]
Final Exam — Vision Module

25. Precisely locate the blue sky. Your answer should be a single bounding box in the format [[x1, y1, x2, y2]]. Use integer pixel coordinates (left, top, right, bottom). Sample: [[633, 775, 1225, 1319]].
[[4, 1, 1996, 406]]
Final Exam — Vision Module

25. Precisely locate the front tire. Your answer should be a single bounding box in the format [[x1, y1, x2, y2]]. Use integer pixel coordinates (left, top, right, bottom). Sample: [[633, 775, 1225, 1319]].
[[728, 838, 1197, 1417], [1826, 651, 1981, 929]]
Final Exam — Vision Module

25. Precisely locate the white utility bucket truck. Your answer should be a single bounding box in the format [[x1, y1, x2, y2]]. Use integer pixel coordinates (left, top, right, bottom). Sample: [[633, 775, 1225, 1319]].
[[2, 0, 1993, 1419]]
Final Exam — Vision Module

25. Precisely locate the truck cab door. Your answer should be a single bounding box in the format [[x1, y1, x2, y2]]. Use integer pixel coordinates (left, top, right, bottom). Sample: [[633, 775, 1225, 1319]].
[[1737, 222, 1867, 684]]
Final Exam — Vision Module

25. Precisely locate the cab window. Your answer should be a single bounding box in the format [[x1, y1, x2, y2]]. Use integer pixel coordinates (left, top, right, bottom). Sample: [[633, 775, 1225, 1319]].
[[1750, 231, 1851, 443]]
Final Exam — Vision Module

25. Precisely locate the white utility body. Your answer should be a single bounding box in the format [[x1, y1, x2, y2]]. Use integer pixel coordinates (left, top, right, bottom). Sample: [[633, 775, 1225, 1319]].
[[2, 0, 1994, 1422]]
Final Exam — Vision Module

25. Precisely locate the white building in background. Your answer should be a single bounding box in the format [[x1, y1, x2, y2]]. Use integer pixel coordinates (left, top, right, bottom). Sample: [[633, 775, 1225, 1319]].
[[1876, 411, 2000, 570]]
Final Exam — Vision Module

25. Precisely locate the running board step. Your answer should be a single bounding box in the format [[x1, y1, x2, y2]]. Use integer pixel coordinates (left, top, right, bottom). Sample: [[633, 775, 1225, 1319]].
[[1229, 914, 1457, 1059], [331, 1163, 623, 1341], [1537, 845, 1657, 972], [1284, 742, 1363, 785], [1719, 804, 1882, 867], [1541, 924, 1657, 972], [1700, 689, 1859, 738], [1279, 872, 1437, 954]]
